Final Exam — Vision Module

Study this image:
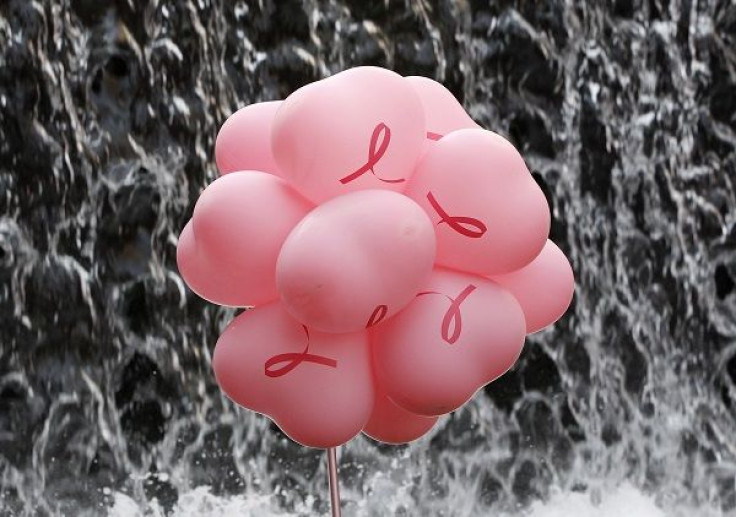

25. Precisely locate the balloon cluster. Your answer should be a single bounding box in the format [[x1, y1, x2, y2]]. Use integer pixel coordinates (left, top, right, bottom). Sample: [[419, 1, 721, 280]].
[[177, 67, 574, 448]]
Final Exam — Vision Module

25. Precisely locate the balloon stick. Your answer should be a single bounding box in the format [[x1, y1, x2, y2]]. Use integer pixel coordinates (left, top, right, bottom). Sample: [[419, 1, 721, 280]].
[[327, 447, 342, 517]]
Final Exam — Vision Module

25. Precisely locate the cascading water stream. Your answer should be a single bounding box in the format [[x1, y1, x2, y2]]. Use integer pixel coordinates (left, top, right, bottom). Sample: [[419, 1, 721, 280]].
[[1, 1, 735, 515]]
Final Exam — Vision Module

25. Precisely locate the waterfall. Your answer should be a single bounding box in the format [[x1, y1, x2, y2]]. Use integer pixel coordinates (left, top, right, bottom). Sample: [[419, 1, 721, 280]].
[[1, 1, 734, 515]]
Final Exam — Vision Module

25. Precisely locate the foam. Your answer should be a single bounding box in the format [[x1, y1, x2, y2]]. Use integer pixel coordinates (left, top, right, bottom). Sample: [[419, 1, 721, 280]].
[[523, 484, 665, 517], [109, 482, 721, 517]]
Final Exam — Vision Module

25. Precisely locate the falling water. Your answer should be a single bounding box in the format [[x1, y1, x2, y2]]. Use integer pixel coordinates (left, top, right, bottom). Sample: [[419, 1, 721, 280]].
[[1, 0, 735, 515]]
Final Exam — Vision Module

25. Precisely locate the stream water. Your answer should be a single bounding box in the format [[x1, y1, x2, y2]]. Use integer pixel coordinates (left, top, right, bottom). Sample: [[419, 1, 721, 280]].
[[1, 0, 735, 515]]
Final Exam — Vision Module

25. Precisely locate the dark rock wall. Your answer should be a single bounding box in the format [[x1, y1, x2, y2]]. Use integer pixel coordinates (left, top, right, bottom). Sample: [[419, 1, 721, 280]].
[[1, 0, 735, 515]]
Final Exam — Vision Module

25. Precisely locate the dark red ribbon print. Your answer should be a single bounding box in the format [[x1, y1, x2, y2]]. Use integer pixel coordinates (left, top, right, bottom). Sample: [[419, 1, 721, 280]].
[[365, 304, 388, 328], [426, 191, 487, 239], [264, 325, 337, 378], [426, 131, 443, 141], [418, 284, 477, 344], [339, 123, 405, 185]]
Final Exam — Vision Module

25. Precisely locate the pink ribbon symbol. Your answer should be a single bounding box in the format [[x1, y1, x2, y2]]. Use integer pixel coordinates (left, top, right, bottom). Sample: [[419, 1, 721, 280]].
[[264, 325, 338, 378], [339, 123, 405, 185], [366, 304, 388, 328], [426, 191, 487, 239], [418, 284, 477, 344]]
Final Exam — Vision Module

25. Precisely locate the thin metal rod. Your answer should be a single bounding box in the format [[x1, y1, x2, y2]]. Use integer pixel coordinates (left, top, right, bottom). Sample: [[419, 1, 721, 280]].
[[327, 447, 341, 517]]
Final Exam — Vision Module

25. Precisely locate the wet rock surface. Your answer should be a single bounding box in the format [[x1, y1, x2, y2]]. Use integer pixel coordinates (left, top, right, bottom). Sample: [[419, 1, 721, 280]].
[[0, 0, 735, 515]]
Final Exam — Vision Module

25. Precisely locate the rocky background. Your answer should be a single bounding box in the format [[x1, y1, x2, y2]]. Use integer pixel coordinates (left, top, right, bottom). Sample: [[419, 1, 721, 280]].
[[1, 0, 735, 515]]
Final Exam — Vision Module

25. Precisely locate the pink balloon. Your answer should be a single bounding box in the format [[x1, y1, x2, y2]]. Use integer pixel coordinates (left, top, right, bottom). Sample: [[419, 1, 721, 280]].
[[177, 221, 248, 307], [215, 101, 283, 176], [177, 66, 577, 452], [276, 190, 436, 333], [363, 386, 438, 444], [372, 268, 526, 416], [405, 76, 479, 141], [490, 240, 574, 334], [213, 303, 373, 448], [272, 67, 426, 204], [404, 128, 550, 276], [178, 171, 312, 307]]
